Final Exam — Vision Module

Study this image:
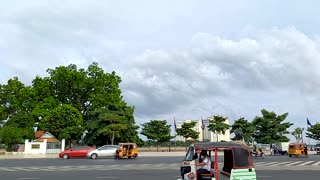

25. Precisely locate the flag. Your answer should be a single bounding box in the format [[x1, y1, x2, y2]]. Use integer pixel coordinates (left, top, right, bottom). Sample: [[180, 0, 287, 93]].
[[174, 117, 177, 131], [201, 117, 205, 129], [307, 117, 313, 127]]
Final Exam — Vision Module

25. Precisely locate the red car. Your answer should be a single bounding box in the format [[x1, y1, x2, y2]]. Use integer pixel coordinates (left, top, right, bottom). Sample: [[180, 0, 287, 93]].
[[59, 146, 95, 159]]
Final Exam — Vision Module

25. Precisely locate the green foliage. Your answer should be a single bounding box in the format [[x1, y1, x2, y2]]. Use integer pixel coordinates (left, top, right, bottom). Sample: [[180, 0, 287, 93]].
[[291, 127, 304, 142], [141, 120, 173, 142], [207, 116, 230, 141], [0, 62, 139, 147], [176, 121, 199, 141], [230, 117, 255, 143], [0, 126, 23, 151], [40, 104, 84, 144], [85, 102, 141, 146], [252, 109, 293, 144], [306, 123, 320, 141], [46, 62, 123, 121]]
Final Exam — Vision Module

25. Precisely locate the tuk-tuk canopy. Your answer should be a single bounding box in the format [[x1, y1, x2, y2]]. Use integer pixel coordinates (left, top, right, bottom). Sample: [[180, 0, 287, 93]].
[[192, 141, 254, 170], [194, 141, 249, 151]]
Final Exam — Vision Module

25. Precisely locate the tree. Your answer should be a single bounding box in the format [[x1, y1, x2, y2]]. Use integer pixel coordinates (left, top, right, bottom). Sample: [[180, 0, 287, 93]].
[[291, 127, 304, 142], [306, 123, 320, 141], [0, 126, 23, 151], [97, 110, 127, 145], [141, 120, 173, 152], [0, 77, 28, 119], [46, 62, 123, 121], [176, 121, 199, 142], [252, 109, 293, 144], [230, 117, 256, 143], [40, 104, 85, 147], [5, 113, 36, 140], [84, 102, 142, 146], [207, 116, 230, 142]]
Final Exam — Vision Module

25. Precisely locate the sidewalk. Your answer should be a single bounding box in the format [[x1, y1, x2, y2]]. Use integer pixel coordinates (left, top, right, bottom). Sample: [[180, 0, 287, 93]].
[[0, 151, 188, 159], [0, 151, 317, 160]]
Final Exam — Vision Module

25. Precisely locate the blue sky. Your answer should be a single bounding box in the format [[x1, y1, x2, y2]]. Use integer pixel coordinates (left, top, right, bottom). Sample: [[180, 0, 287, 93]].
[[1, 0, 320, 142]]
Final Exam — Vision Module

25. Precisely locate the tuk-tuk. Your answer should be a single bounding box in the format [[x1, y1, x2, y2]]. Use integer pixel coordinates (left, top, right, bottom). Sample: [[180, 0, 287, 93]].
[[177, 142, 256, 180], [288, 142, 308, 157], [115, 143, 138, 159]]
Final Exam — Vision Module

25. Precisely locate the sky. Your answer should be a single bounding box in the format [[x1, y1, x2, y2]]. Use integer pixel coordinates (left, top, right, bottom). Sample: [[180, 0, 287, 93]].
[[1, 0, 320, 143]]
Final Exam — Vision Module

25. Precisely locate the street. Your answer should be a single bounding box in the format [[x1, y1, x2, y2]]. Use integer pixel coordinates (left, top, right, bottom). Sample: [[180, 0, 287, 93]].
[[0, 155, 319, 179]]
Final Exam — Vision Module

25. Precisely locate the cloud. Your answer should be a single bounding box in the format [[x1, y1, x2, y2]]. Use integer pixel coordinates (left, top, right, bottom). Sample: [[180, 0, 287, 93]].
[[1, 1, 320, 135], [121, 28, 320, 128]]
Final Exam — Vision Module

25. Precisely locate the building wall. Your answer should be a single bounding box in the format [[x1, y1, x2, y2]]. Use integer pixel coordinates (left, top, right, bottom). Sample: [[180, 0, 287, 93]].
[[175, 117, 231, 142], [24, 139, 47, 154], [24, 139, 66, 154]]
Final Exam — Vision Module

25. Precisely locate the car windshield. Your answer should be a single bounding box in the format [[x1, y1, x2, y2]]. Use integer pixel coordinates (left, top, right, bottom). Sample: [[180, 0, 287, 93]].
[[184, 146, 195, 161]]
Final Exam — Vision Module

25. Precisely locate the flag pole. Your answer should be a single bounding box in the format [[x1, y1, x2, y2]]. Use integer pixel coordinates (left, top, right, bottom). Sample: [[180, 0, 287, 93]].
[[201, 117, 205, 143], [174, 117, 177, 150]]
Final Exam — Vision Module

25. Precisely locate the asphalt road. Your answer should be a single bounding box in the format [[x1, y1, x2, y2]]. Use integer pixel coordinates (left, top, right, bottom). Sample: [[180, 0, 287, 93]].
[[0, 155, 319, 180]]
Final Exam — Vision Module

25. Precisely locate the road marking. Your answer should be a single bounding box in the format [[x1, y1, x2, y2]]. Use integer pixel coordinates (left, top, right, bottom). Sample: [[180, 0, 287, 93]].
[[297, 161, 315, 166], [312, 161, 320, 166], [283, 161, 303, 166], [271, 161, 291, 166], [256, 162, 279, 166]]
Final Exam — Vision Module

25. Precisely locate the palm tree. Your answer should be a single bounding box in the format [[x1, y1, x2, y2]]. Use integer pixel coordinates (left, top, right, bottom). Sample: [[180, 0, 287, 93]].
[[207, 116, 230, 142]]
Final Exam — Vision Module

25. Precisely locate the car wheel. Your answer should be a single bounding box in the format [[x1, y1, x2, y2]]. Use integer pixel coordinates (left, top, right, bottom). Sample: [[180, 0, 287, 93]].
[[63, 154, 69, 159], [91, 153, 98, 159]]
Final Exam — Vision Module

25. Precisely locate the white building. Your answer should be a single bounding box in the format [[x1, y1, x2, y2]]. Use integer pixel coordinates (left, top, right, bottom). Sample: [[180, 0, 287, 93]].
[[175, 117, 231, 142]]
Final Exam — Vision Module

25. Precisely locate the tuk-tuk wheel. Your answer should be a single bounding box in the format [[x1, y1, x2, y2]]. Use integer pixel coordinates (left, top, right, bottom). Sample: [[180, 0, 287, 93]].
[[128, 156, 131, 159], [289, 154, 292, 157], [133, 154, 138, 158]]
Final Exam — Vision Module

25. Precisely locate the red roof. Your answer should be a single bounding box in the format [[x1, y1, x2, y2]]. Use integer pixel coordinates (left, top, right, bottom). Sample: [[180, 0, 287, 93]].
[[35, 131, 44, 139]]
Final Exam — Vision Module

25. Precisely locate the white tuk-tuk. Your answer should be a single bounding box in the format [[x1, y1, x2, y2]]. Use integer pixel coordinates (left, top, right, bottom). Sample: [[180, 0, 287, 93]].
[[177, 142, 256, 180]]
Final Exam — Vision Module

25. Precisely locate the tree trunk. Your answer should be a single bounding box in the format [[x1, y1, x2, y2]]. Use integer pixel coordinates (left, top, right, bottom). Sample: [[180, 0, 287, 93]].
[[111, 132, 115, 145]]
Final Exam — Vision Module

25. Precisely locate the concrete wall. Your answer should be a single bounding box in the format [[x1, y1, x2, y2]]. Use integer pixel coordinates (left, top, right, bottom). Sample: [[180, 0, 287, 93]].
[[24, 139, 47, 154], [24, 139, 65, 154]]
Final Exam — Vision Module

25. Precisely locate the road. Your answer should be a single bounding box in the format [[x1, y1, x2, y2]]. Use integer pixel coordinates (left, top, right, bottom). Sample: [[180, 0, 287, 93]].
[[0, 155, 319, 180]]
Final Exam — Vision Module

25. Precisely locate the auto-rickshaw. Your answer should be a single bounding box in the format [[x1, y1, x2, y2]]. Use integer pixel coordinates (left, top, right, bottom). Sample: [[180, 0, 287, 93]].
[[288, 142, 308, 157], [115, 143, 138, 159], [177, 142, 256, 180]]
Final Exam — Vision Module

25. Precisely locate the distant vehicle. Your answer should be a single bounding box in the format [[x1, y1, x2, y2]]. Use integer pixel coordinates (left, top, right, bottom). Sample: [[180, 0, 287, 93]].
[[116, 143, 138, 159], [87, 145, 119, 159], [59, 146, 95, 159], [273, 142, 289, 155], [315, 143, 320, 155], [288, 142, 308, 157]]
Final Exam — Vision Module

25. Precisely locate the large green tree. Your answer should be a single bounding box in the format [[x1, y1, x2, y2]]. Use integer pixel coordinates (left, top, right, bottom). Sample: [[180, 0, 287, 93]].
[[40, 104, 85, 146], [84, 102, 142, 146], [46, 62, 122, 121], [176, 121, 199, 141], [306, 123, 320, 141], [207, 116, 230, 142], [252, 109, 293, 144], [0, 126, 23, 151], [141, 120, 173, 151], [230, 117, 256, 143]]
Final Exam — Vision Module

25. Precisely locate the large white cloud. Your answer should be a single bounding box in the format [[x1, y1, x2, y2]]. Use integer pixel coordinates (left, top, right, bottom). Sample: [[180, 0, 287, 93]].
[[121, 28, 320, 128], [1, 1, 320, 138]]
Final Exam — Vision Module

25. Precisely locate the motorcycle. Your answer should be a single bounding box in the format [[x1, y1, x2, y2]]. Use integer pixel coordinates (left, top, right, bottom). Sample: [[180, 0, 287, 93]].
[[251, 149, 265, 158]]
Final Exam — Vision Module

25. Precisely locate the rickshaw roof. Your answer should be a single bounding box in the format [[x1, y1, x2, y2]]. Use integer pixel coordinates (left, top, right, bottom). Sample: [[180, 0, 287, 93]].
[[118, 143, 137, 145], [194, 141, 249, 150]]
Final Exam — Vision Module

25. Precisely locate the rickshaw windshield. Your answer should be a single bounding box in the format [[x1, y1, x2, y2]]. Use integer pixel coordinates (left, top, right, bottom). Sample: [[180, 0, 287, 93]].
[[184, 146, 195, 161]]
